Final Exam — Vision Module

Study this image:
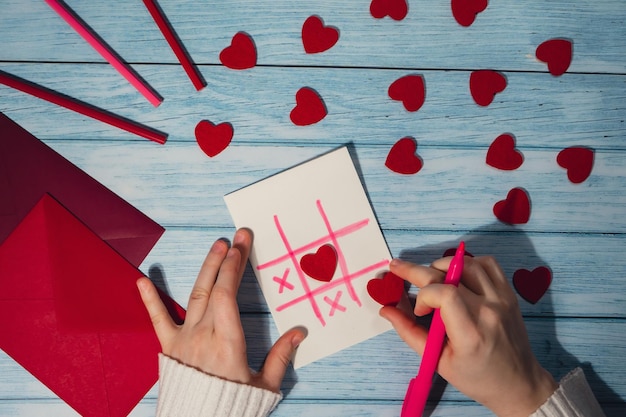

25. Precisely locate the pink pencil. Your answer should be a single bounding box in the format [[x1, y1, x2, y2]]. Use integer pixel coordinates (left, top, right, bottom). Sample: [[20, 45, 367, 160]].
[[401, 241, 466, 417], [142, 0, 206, 91], [0, 70, 168, 144], [44, 0, 163, 107]]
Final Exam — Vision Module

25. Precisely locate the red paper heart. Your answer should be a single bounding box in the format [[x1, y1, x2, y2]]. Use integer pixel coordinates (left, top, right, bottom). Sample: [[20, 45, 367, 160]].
[[370, 0, 408, 21], [385, 137, 423, 175], [367, 272, 404, 306], [195, 120, 233, 157], [486, 134, 524, 170], [451, 0, 488, 27], [290, 87, 327, 126], [300, 244, 337, 282], [557, 146, 594, 184], [302, 15, 339, 54], [470, 70, 507, 106], [536, 39, 573, 76], [388, 75, 426, 112], [493, 187, 531, 224], [513, 266, 552, 304], [219, 32, 257, 70]]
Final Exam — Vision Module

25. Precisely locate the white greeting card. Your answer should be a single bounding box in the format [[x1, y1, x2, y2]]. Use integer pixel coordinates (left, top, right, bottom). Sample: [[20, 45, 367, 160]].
[[224, 147, 393, 368]]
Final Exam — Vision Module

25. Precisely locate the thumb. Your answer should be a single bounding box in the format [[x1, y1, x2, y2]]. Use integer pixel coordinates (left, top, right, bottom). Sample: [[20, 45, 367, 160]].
[[380, 306, 428, 355], [258, 328, 306, 392]]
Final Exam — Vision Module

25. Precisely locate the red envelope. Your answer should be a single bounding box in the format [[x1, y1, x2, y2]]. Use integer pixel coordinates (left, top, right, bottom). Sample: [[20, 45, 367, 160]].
[[0, 194, 185, 417], [0, 112, 163, 267]]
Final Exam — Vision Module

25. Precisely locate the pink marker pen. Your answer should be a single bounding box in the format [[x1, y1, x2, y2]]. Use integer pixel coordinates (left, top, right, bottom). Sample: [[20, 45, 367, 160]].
[[401, 241, 465, 417]]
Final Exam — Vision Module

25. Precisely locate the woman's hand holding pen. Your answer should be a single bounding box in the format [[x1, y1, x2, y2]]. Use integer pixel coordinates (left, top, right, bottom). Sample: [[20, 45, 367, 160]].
[[381, 255, 558, 417]]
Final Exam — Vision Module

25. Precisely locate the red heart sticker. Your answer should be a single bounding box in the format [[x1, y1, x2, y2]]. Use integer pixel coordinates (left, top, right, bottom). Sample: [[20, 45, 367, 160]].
[[470, 70, 507, 106], [194, 120, 234, 158], [300, 244, 337, 282], [388, 75, 426, 112], [370, 0, 408, 21], [557, 146, 594, 184], [385, 137, 423, 175], [302, 15, 339, 54], [493, 187, 531, 224], [219, 32, 257, 70], [367, 272, 404, 306], [486, 134, 524, 171], [290, 87, 327, 126], [451, 0, 488, 27], [536, 39, 573, 76], [513, 266, 552, 304]]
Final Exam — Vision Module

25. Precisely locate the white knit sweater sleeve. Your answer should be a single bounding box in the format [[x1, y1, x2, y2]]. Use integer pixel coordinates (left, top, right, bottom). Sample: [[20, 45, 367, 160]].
[[530, 367, 606, 417], [156, 353, 282, 417]]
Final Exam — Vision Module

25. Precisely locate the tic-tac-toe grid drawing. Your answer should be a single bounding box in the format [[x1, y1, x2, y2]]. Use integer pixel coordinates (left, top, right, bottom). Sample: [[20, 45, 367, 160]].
[[225, 147, 393, 368]]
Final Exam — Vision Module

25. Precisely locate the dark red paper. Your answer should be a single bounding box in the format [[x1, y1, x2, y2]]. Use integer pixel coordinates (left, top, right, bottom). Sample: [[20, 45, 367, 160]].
[[367, 272, 404, 306], [370, 0, 409, 21], [536, 38, 573, 76], [469, 70, 507, 107], [290, 87, 327, 126], [388, 75, 426, 112], [385, 137, 423, 175], [300, 244, 338, 282], [493, 187, 531, 225], [486, 133, 524, 170], [557, 146, 594, 184], [302, 15, 339, 54], [451, 0, 488, 27], [219, 32, 257, 70], [195, 119, 234, 158], [513, 266, 552, 304]]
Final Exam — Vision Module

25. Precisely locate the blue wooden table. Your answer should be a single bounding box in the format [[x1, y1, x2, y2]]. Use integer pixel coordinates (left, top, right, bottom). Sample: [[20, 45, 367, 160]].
[[1, 1, 625, 415]]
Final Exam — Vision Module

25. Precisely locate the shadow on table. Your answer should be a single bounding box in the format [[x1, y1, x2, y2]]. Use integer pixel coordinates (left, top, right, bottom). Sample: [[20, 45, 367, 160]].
[[396, 223, 624, 417]]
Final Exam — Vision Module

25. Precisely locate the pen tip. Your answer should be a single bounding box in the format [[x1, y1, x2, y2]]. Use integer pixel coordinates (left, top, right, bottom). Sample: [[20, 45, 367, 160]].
[[458, 241, 465, 255]]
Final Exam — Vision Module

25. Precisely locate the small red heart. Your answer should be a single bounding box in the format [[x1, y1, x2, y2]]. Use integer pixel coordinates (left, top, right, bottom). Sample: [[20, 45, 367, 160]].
[[194, 120, 233, 157], [370, 0, 408, 21], [385, 137, 423, 175], [470, 70, 507, 106], [486, 134, 524, 171], [367, 272, 404, 306], [493, 187, 531, 225], [290, 87, 327, 126], [219, 32, 257, 70], [302, 15, 339, 54], [388, 75, 426, 112], [536, 39, 573, 76], [557, 146, 594, 184], [513, 266, 552, 304], [451, 0, 488, 27], [443, 247, 474, 258], [300, 244, 337, 282]]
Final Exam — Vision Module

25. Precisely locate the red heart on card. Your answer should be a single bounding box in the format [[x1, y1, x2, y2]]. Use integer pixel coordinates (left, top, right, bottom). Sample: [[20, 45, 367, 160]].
[[388, 75, 426, 112], [486, 134, 524, 170], [195, 120, 233, 157], [513, 266, 552, 304], [493, 187, 531, 224], [300, 244, 337, 282], [557, 146, 594, 184], [367, 272, 404, 306], [470, 70, 507, 106], [451, 0, 488, 27], [290, 87, 327, 126], [385, 137, 423, 175], [536, 39, 573, 76], [219, 32, 257, 70], [302, 15, 339, 54], [370, 0, 408, 21]]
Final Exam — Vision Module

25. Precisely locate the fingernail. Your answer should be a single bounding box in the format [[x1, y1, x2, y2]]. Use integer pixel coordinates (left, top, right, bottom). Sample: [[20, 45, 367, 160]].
[[390, 258, 402, 268]]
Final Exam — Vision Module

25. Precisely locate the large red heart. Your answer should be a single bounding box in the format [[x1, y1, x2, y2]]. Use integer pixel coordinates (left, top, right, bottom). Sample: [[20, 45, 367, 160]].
[[486, 133, 524, 170], [385, 137, 423, 175], [290, 87, 327, 126], [470, 70, 507, 106], [302, 15, 339, 54], [557, 146, 594, 184], [367, 272, 404, 306], [195, 120, 233, 157], [513, 266, 552, 304], [388, 75, 426, 112], [536, 39, 573, 76], [219, 32, 257, 70], [493, 187, 531, 224], [451, 0, 488, 27], [300, 244, 337, 282], [370, 0, 408, 21]]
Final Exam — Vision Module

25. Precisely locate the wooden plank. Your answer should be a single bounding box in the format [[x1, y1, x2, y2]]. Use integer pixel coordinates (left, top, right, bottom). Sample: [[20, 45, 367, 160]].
[[1, 63, 624, 150], [1, 0, 625, 74]]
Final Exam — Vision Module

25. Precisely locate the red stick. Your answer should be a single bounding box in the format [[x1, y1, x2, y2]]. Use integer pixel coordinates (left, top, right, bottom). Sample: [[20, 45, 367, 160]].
[[0, 70, 168, 144], [143, 0, 206, 91]]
